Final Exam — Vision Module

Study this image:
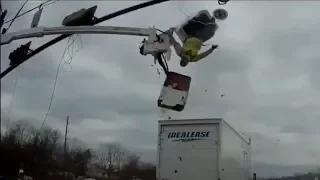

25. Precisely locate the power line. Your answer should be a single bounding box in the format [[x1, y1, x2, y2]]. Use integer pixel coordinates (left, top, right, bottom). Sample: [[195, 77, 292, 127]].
[[6, 69, 19, 129], [3, 1, 26, 22], [3, 0, 59, 25], [37, 47, 64, 134], [0, 0, 170, 79], [0, 4, 7, 30], [36, 35, 81, 134], [3, 0, 29, 34], [37, 35, 79, 134], [62, 34, 83, 72]]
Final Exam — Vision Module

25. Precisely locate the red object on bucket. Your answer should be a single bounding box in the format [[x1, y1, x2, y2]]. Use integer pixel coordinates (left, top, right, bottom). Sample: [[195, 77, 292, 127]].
[[158, 71, 191, 112], [165, 72, 191, 91]]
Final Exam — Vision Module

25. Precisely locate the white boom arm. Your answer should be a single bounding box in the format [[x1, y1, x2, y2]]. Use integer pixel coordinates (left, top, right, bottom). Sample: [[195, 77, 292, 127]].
[[0, 25, 171, 56], [1, 26, 153, 45]]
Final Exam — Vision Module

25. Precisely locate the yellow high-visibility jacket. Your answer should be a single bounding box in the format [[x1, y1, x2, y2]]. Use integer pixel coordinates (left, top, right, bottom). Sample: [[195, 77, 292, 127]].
[[182, 37, 215, 62], [183, 37, 203, 61]]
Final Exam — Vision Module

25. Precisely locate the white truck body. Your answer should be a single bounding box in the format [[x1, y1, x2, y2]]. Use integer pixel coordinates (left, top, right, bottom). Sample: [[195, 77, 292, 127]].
[[157, 118, 251, 180]]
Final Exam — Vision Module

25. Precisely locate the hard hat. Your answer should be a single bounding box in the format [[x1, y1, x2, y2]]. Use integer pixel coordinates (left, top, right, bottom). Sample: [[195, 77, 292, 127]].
[[213, 8, 228, 21], [19, 169, 24, 174]]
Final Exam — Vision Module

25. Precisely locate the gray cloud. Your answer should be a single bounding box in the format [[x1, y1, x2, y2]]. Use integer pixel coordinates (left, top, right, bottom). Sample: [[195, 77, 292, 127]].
[[1, 1, 320, 177]]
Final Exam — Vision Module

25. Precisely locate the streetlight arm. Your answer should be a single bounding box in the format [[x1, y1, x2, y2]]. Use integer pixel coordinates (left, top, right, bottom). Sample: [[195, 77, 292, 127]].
[[1, 0, 170, 79], [1, 24, 172, 60], [1, 26, 156, 45]]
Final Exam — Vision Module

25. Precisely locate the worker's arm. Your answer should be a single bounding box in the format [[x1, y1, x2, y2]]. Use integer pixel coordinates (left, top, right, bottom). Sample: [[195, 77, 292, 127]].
[[191, 45, 218, 62]]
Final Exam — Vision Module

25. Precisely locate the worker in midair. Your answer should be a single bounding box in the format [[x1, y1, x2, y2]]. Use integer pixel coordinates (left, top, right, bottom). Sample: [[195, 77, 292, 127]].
[[166, 10, 219, 67]]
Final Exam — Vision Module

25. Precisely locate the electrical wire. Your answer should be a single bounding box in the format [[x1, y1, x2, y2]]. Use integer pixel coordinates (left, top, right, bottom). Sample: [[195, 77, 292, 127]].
[[37, 41, 66, 135], [149, 29, 170, 75], [37, 34, 83, 135], [62, 35, 73, 63], [0, 2, 6, 29], [3, 0, 29, 34], [2, 1, 19, 22], [6, 69, 19, 129], [62, 36, 74, 71], [67, 34, 82, 63], [1, 0, 170, 79], [62, 34, 82, 72], [161, 53, 169, 72], [3, 0, 59, 25]]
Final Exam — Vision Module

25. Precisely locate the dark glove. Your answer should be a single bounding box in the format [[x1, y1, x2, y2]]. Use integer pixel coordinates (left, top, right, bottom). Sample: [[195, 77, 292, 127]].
[[211, 44, 219, 50]]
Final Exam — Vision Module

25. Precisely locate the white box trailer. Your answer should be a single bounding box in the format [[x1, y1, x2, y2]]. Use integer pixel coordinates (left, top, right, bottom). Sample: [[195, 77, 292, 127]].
[[157, 118, 251, 180]]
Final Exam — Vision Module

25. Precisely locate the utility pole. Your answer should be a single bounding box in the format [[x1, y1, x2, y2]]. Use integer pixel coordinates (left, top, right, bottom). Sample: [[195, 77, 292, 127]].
[[63, 116, 70, 155], [63, 116, 70, 179]]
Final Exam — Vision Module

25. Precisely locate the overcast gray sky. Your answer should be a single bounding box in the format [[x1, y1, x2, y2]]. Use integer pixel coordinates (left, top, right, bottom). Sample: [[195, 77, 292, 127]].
[[1, 0, 320, 177]]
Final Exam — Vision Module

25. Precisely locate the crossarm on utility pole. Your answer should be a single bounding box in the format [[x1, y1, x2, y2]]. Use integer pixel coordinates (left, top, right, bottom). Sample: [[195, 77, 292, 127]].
[[1, 26, 155, 45]]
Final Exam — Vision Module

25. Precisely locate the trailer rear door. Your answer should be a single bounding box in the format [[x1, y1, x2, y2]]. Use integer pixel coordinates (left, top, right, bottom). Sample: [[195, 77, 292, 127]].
[[158, 123, 219, 180]]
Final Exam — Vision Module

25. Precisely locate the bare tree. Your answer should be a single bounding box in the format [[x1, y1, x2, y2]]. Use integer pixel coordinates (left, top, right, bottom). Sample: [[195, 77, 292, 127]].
[[114, 146, 127, 172], [120, 154, 141, 180], [125, 154, 140, 169], [0, 121, 97, 179], [95, 143, 127, 177], [68, 138, 86, 152], [2, 122, 33, 146]]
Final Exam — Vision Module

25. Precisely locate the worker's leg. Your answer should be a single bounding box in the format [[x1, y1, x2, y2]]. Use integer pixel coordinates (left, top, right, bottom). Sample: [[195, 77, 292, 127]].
[[165, 28, 185, 57], [183, 10, 210, 36], [165, 28, 189, 67], [169, 37, 184, 57], [172, 41, 184, 57]]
